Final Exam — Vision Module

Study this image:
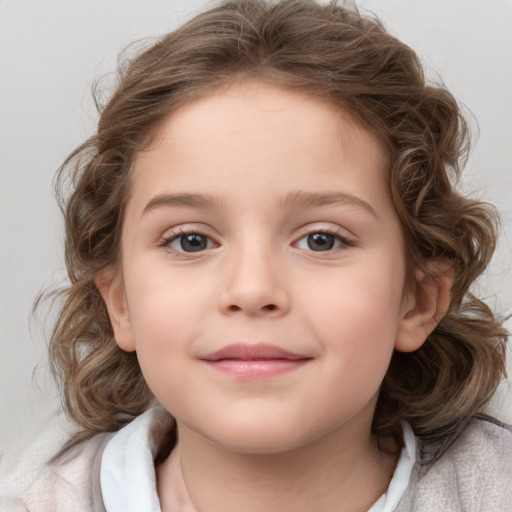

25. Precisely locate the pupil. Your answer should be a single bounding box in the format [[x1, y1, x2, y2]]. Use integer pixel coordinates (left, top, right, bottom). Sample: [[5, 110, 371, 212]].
[[181, 234, 207, 252], [307, 233, 334, 251]]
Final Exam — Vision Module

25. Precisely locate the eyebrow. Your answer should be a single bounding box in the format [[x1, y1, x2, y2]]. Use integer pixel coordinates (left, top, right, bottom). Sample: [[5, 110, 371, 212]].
[[142, 190, 378, 218], [281, 190, 379, 218], [142, 193, 227, 214]]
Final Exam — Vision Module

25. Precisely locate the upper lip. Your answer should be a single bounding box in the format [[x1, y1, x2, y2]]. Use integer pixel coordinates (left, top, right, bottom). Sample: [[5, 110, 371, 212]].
[[200, 343, 309, 361]]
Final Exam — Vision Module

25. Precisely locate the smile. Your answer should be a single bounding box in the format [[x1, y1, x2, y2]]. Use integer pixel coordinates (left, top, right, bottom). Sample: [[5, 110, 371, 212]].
[[200, 343, 312, 378]]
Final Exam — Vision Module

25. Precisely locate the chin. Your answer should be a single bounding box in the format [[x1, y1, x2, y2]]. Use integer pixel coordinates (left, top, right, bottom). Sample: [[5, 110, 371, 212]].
[[200, 419, 321, 456]]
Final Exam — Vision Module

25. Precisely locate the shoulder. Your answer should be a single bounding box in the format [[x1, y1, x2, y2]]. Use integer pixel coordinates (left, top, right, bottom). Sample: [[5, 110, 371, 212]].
[[0, 426, 113, 512], [398, 418, 512, 512], [458, 416, 512, 461]]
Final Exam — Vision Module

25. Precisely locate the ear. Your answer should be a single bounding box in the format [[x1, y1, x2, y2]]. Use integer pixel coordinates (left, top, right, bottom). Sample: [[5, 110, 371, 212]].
[[395, 268, 453, 353], [95, 267, 136, 352]]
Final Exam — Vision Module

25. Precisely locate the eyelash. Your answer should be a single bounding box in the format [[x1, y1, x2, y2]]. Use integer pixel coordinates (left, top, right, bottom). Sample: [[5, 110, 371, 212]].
[[159, 227, 355, 256], [293, 229, 355, 253], [160, 228, 220, 256]]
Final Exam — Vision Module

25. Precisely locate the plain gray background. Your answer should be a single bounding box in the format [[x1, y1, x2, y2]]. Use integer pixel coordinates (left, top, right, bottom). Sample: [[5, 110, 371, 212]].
[[1, 0, 511, 453]]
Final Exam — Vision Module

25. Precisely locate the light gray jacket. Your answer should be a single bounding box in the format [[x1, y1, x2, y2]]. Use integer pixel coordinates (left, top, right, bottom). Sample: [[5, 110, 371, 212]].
[[1, 413, 511, 511]]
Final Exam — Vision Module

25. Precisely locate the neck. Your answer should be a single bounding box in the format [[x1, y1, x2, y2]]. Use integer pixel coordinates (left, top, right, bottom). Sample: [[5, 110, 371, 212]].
[[157, 420, 397, 512]]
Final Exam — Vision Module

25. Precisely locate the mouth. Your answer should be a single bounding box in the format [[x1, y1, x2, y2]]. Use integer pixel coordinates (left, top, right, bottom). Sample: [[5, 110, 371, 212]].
[[199, 343, 312, 378]]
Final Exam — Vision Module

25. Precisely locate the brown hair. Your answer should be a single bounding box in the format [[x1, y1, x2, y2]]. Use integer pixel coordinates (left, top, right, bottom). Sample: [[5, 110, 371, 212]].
[[49, 0, 507, 459]]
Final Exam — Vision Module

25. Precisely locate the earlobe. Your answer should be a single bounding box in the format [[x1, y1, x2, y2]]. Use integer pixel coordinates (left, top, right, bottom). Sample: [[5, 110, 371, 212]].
[[395, 269, 453, 353], [96, 268, 136, 352]]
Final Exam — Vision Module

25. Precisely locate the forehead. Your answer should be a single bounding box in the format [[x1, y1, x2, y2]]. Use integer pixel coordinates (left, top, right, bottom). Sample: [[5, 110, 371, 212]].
[[128, 80, 391, 215], [144, 81, 387, 160]]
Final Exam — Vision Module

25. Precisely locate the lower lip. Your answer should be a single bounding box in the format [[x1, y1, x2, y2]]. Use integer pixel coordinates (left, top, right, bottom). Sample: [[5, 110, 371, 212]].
[[202, 359, 309, 378]]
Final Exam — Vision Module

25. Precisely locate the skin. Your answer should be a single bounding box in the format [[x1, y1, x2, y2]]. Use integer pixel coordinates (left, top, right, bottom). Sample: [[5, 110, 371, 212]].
[[98, 80, 450, 512]]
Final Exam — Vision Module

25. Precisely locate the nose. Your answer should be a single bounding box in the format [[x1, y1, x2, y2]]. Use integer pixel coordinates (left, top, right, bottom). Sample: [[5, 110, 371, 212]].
[[218, 244, 290, 318]]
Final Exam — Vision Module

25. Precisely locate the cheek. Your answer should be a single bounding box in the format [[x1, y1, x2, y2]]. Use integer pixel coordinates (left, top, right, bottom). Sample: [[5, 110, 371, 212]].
[[307, 259, 404, 322], [128, 301, 197, 412], [124, 283, 197, 368], [126, 265, 209, 336], [300, 263, 405, 371]]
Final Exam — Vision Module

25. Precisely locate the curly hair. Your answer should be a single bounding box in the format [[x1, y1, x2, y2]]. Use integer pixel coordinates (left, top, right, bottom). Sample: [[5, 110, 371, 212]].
[[49, 0, 507, 459]]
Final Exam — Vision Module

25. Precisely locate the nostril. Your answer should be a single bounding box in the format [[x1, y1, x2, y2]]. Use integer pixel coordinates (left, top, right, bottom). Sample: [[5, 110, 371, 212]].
[[227, 303, 277, 313]]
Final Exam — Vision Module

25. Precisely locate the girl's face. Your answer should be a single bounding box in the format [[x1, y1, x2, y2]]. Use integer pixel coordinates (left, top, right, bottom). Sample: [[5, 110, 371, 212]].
[[104, 81, 423, 454]]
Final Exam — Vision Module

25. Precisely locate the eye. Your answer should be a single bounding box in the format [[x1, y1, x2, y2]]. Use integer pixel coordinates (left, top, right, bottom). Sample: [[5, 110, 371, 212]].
[[165, 232, 217, 253], [295, 231, 352, 252]]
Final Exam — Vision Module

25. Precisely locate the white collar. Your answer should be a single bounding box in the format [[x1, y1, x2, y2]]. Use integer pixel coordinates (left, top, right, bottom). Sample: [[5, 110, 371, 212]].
[[101, 407, 416, 512], [100, 406, 172, 512], [368, 422, 416, 512]]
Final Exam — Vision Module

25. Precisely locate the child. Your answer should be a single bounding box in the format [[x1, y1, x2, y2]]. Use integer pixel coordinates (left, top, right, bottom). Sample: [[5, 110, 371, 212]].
[[1, 0, 511, 510]]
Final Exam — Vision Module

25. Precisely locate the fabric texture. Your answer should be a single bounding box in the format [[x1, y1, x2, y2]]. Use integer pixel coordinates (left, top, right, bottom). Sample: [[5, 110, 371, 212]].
[[368, 422, 416, 512], [398, 418, 512, 511], [1, 406, 511, 512], [0, 408, 111, 512], [100, 407, 173, 512]]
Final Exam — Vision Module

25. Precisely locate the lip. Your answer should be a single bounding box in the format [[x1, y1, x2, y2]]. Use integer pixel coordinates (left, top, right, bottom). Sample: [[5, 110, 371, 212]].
[[200, 343, 311, 378]]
